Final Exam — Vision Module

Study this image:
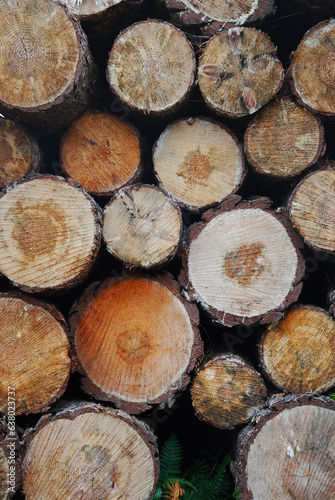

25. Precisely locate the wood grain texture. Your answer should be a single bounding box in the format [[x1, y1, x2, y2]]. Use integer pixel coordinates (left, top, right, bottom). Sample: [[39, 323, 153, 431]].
[[0, 421, 21, 500]]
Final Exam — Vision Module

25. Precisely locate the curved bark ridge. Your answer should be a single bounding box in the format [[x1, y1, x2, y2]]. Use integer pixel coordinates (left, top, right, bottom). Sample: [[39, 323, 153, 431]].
[[153, 118, 244, 208], [0, 446, 8, 499], [198, 27, 283, 117], [0, 178, 99, 289], [103, 186, 181, 267], [23, 413, 156, 499], [291, 20, 335, 115], [0, 296, 70, 415], [75, 278, 194, 402], [107, 21, 195, 113], [289, 169, 335, 252], [188, 209, 298, 318], [262, 306, 335, 393], [175, 0, 260, 24], [0, 0, 79, 108], [246, 406, 335, 498], [63, 0, 121, 16]]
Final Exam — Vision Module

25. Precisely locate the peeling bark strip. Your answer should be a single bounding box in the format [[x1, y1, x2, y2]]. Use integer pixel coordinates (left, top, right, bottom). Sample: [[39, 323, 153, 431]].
[[231, 394, 335, 499], [0, 293, 70, 416], [0, 175, 101, 292], [181, 196, 304, 326], [154, 0, 275, 36], [103, 184, 182, 269], [0, 118, 41, 190], [22, 403, 159, 500], [244, 97, 325, 178], [191, 354, 267, 429], [198, 27, 284, 118], [60, 110, 142, 196], [106, 20, 196, 116], [289, 19, 335, 117], [0, 421, 21, 499], [153, 117, 246, 211], [0, 0, 99, 133], [69, 273, 203, 414], [288, 166, 335, 254], [259, 305, 335, 394]]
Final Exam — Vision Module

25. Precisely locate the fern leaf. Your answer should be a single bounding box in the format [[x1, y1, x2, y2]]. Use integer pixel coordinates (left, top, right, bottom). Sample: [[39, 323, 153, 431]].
[[185, 458, 209, 480], [159, 434, 183, 484]]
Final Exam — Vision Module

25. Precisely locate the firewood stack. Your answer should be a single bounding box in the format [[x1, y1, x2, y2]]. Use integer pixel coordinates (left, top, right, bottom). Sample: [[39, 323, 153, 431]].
[[0, 0, 335, 498]]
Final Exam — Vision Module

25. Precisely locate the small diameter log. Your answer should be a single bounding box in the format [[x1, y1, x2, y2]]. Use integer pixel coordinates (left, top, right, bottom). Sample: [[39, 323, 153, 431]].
[[107, 20, 196, 116], [191, 354, 267, 430], [0, 421, 21, 499], [288, 166, 335, 254], [198, 27, 284, 118], [244, 97, 325, 178], [259, 305, 335, 394], [289, 19, 335, 117], [180, 196, 304, 326], [103, 184, 182, 269], [153, 117, 245, 211], [231, 394, 335, 499], [0, 118, 41, 190], [0, 294, 70, 415], [0, 175, 101, 292], [22, 403, 159, 500], [0, 0, 99, 133], [69, 273, 203, 413], [154, 0, 275, 36], [60, 110, 142, 196]]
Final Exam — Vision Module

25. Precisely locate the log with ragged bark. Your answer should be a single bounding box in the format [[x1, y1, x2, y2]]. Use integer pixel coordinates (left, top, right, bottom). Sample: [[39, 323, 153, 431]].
[[0, 421, 21, 500], [0, 0, 99, 133], [22, 403, 159, 500], [198, 27, 284, 118], [231, 394, 335, 499], [180, 196, 304, 326], [69, 273, 203, 413], [153, 117, 245, 211], [103, 184, 182, 268], [0, 175, 101, 292], [60, 110, 142, 196]]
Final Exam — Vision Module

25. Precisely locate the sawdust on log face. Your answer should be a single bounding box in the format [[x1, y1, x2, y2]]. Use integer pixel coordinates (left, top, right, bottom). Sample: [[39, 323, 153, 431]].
[[62, 0, 121, 16]]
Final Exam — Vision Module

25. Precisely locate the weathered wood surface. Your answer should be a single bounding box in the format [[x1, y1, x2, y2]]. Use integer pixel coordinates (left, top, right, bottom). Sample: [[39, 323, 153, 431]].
[[0, 421, 21, 500]]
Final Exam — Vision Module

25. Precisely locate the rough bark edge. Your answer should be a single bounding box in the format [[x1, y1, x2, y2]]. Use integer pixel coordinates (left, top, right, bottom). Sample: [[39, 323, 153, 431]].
[[22, 401, 159, 499], [152, 116, 247, 212], [230, 393, 335, 500], [106, 19, 196, 118], [60, 110, 144, 197], [0, 174, 102, 294], [244, 95, 326, 179], [258, 303, 335, 394], [154, 0, 276, 36], [102, 183, 183, 269], [0, 420, 21, 499], [179, 195, 305, 327], [68, 271, 204, 414], [0, 2, 100, 134], [191, 353, 267, 430]]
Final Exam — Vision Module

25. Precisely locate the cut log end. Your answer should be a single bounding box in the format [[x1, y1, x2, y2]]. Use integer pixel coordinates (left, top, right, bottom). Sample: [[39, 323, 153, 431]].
[[153, 117, 245, 210], [63, 0, 122, 17], [0, 421, 21, 499], [103, 184, 182, 268]]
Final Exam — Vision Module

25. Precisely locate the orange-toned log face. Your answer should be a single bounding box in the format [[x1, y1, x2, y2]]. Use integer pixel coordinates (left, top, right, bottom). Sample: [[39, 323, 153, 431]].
[[75, 278, 195, 403]]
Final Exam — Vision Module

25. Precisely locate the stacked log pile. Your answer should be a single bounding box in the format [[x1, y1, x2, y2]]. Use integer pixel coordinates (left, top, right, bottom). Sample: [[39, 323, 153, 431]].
[[0, 0, 335, 498]]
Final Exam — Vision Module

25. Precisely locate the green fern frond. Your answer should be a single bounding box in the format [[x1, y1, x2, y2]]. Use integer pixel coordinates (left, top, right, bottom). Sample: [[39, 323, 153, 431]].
[[159, 433, 183, 484], [329, 393, 335, 400], [185, 458, 209, 480]]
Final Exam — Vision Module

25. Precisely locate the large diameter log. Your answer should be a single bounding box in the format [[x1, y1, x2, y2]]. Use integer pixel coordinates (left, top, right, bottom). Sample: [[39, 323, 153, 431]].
[[259, 305, 335, 394], [70, 273, 203, 413], [60, 110, 142, 196], [0, 175, 101, 292], [180, 196, 304, 326], [288, 166, 335, 254], [198, 27, 284, 118], [0, 0, 99, 133], [0, 421, 21, 499], [0, 118, 41, 190], [153, 117, 246, 211], [244, 97, 325, 178], [103, 184, 182, 269], [0, 293, 70, 415], [22, 403, 159, 499], [154, 0, 275, 36], [107, 20, 196, 116], [289, 19, 335, 117], [191, 354, 267, 429], [231, 394, 335, 499]]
